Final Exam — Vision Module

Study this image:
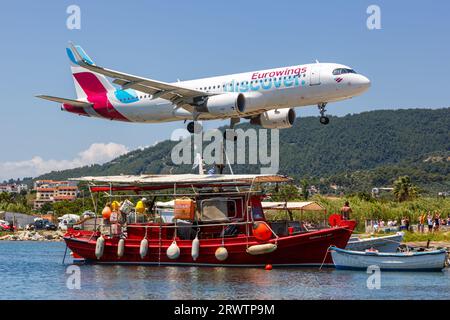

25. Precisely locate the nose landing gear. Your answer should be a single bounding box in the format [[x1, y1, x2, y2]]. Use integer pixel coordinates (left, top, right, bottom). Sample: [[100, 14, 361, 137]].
[[318, 103, 329, 125]]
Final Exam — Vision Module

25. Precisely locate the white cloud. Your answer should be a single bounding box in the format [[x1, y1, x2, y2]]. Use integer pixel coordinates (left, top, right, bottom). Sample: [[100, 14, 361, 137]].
[[0, 143, 129, 181]]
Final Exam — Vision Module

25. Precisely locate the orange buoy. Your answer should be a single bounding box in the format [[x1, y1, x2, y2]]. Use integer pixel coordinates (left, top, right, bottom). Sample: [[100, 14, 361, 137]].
[[252, 222, 272, 241], [265, 264, 273, 270], [102, 205, 112, 220]]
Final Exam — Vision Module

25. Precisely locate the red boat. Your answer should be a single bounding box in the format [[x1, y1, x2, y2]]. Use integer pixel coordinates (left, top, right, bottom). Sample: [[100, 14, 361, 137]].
[[64, 174, 356, 267]]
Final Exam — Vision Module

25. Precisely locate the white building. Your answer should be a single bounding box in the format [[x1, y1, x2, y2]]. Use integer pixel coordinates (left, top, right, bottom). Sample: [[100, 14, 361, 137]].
[[0, 184, 28, 194]]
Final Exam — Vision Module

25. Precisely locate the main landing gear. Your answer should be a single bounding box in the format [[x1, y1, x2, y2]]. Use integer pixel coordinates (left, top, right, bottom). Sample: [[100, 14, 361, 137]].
[[318, 103, 329, 125], [187, 121, 202, 134], [223, 118, 240, 141], [187, 117, 239, 142]]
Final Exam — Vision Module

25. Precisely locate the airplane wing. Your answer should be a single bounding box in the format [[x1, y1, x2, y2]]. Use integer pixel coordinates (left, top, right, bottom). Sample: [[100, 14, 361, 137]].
[[36, 95, 93, 108], [69, 43, 212, 111]]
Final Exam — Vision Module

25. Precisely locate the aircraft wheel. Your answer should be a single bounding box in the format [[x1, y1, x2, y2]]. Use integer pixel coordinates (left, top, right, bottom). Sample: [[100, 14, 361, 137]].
[[187, 121, 202, 134], [187, 122, 195, 133], [223, 130, 237, 141], [319, 116, 330, 125]]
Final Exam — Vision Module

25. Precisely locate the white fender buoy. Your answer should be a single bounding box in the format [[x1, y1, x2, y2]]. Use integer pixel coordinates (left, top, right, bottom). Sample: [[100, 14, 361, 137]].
[[167, 240, 180, 260], [117, 238, 125, 258], [95, 236, 105, 259], [140, 238, 148, 259], [215, 246, 228, 261], [246, 243, 277, 255], [191, 236, 200, 261]]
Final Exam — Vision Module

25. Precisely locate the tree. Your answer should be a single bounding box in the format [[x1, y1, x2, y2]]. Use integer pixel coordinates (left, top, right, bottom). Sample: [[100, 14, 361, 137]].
[[393, 176, 419, 202], [270, 184, 300, 221], [271, 184, 299, 202], [39, 202, 53, 215], [300, 179, 309, 200]]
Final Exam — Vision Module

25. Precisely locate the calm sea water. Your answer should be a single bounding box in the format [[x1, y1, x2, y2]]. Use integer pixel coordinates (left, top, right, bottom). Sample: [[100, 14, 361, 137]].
[[1, 241, 449, 300]]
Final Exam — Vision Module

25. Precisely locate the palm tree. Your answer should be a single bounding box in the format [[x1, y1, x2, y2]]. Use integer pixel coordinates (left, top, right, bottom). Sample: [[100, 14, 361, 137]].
[[392, 176, 419, 202]]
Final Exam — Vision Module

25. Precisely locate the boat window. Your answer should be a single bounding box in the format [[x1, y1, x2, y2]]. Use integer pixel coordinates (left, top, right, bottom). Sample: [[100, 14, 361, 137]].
[[252, 206, 265, 221], [332, 68, 357, 75], [200, 198, 238, 222]]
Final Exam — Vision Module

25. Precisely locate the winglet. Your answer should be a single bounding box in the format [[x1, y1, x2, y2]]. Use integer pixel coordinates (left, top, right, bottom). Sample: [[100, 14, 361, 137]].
[[67, 42, 95, 66]]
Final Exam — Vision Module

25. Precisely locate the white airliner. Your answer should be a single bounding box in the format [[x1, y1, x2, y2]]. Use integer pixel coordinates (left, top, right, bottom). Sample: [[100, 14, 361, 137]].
[[37, 44, 370, 133]]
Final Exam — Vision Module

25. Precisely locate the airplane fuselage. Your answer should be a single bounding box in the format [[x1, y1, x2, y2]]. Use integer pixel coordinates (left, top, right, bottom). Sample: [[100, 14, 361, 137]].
[[63, 62, 370, 123]]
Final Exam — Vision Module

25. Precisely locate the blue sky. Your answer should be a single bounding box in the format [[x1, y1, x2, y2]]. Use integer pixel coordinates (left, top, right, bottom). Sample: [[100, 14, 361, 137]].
[[0, 0, 449, 180]]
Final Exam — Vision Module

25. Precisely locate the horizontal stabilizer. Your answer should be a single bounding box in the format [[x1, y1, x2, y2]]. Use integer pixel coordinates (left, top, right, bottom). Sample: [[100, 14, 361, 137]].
[[36, 95, 92, 108]]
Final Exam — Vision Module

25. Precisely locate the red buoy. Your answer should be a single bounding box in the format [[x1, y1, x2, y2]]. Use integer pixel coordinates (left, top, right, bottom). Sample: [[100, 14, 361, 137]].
[[328, 214, 341, 227], [265, 264, 273, 270], [252, 222, 272, 241]]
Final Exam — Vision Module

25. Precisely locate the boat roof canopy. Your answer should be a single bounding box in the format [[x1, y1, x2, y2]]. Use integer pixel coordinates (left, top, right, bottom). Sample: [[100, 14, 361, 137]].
[[261, 201, 325, 211], [70, 174, 291, 192]]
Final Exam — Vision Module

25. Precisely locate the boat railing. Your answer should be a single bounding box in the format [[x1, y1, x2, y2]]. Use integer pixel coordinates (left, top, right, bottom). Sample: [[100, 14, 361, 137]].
[[126, 220, 253, 229], [78, 217, 281, 241]]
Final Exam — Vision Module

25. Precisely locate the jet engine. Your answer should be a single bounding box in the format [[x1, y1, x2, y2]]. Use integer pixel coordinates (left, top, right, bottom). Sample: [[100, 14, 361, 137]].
[[250, 108, 296, 129], [196, 93, 246, 116]]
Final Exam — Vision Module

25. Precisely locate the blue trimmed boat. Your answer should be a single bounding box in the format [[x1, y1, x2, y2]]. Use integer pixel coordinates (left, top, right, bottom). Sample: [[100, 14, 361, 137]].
[[345, 232, 404, 252], [330, 246, 447, 272]]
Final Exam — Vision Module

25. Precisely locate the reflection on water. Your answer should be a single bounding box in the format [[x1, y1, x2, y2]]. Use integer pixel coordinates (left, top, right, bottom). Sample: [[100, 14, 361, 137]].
[[1, 242, 450, 300]]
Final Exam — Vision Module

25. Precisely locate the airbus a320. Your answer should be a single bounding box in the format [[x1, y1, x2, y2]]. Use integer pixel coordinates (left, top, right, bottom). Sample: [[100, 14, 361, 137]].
[[37, 43, 370, 133]]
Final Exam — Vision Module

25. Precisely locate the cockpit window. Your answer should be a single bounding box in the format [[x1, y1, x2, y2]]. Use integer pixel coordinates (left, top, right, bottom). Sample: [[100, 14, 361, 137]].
[[332, 68, 357, 75]]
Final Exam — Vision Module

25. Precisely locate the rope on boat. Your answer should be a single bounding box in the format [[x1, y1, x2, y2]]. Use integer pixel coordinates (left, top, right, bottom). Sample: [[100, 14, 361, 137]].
[[221, 226, 225, 247], [62, 244, 68, 265], [319, 245, 334, 270], [158, 224, 162, 266]]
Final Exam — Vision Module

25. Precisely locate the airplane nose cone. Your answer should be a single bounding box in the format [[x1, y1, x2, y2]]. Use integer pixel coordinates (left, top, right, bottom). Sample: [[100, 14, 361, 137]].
[[358, 75, 371, 90]]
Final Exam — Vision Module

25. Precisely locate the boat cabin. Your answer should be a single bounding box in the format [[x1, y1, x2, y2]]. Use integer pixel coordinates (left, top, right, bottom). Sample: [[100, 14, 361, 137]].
[[71, 174, 291, 241]]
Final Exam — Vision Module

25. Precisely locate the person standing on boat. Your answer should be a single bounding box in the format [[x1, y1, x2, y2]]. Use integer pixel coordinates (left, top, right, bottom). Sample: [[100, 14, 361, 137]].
[[340, 201, 352, 220]]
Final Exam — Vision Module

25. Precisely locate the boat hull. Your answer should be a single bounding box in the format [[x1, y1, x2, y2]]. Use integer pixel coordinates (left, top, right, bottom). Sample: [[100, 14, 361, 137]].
[[331, 247, 447, 272], [64, 222, 356, 267], [345, 233, 403, 252]]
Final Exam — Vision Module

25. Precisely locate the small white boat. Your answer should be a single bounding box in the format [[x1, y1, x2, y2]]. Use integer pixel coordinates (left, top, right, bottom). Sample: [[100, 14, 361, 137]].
[[330, 246, 447, 271], [345, 232, 404, 252]]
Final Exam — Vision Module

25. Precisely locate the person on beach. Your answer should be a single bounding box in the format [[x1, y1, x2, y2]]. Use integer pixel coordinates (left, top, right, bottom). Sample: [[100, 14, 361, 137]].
[[400, 217, 406, 231], [405, 217, 410, 232], [434, 212, 440, 232], [373, 220, 379, 233], [340, 201, 352, 220], [427, 213, 433, 233], [419, 213, 425, 233]]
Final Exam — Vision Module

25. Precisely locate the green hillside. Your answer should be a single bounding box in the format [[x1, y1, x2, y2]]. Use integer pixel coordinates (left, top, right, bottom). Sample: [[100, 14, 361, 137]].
[[35, 108, 450, 194]]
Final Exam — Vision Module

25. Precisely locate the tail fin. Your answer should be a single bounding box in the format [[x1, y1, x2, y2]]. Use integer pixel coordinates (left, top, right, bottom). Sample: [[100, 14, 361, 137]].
[[66, 44, 115, 99]]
